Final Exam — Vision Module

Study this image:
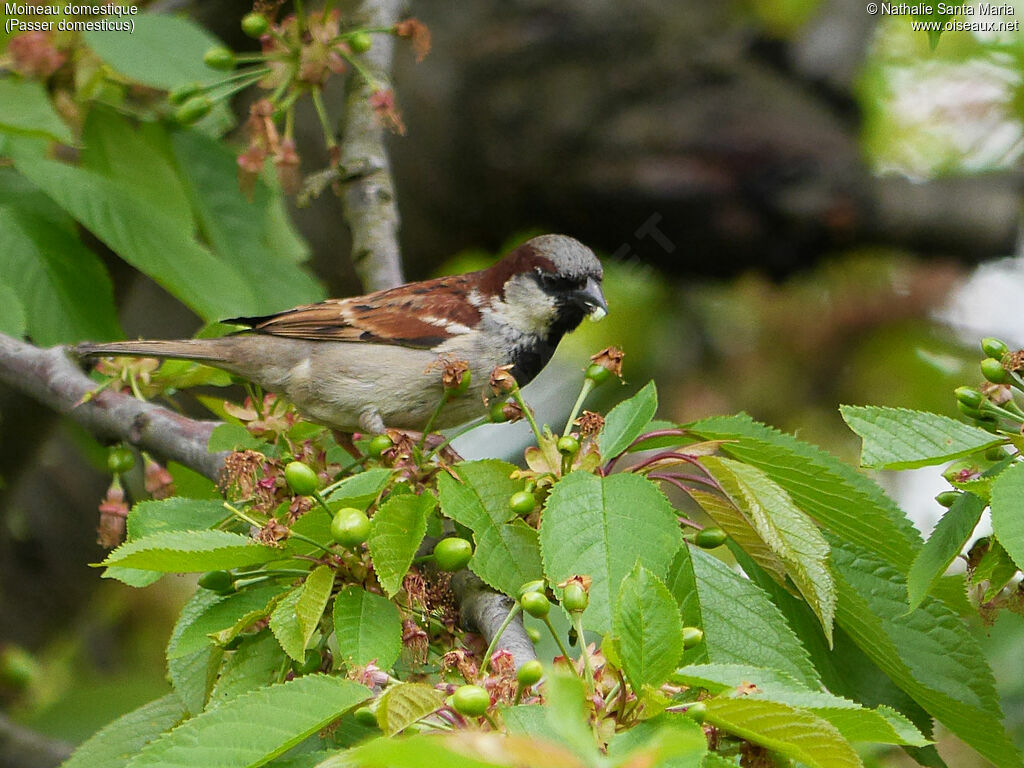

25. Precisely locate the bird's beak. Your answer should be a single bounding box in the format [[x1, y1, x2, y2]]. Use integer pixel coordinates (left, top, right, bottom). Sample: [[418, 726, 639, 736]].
[[577, 277, 608, 321]]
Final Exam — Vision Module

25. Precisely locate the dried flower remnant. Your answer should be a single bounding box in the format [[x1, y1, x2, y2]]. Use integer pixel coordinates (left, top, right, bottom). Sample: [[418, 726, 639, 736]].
[[394, 18, 431, 61]]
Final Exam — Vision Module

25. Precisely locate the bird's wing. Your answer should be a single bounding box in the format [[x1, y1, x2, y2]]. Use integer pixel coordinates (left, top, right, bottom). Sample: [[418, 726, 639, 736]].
[[222, 274, 483, 349]]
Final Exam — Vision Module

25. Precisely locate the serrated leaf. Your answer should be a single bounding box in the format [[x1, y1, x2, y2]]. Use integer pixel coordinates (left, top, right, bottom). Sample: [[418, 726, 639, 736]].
[[269, 566, 334, 661], [607, 713, 707, 768], [126, 498, 230, 540], [170, 583, 291, 659], [100, 530, 281, 572], [169, 645, 222, 716], [0, 77, 73, 143], [544, 671, 600, 762], [907, 492, 985, 611], [126, 675, 369, 768], [332, 586, 403, 671], [60, 693, 187, 768], [367, 492, 434, 597], [678, 547, 820, 688], [664, 547, 708, 666], [540, 471, 682, 633], [831, 540, 1021, 767], [840, 405, 1001, 470], [989, 460, 1024, 571], [599, 381, 658, 458], [701, 456, 835, 643], [208, 631, 287, 710], [690, 488, 787, 585], [614, 562, 683, 691], [376, 682, 445, 735], [673, 664, 928, 747], [325, 468, 393, 507], [702, 697, 862, 768], [689, 413, 921, 568]]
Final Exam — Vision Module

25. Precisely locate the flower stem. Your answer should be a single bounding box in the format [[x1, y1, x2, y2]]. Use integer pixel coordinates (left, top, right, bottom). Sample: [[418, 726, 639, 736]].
[[418, 395, 449, 450], [426, 416, 488, 460], [563, 378, 595, 436], [311, 87, 336, 149], [542, 616, 579, 677], [572, 612, 594, 693], [480, 603, 522, 674], [511, 388, 543, 443]]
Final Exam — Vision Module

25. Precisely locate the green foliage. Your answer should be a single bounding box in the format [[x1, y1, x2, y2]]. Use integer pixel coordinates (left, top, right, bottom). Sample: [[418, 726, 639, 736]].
[[613, 562, 683, 691], [598, 380, 658, 457], [907, 492, 984, 610], [376, 683, 445, 735], [989, 460, 1024, 570], [100, 530, 282, 572], [333, 586, 403, 670], [367, 492, 434, 597]]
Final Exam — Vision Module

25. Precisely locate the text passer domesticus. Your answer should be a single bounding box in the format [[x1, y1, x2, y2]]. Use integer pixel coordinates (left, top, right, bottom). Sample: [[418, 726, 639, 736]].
[[77, 234, 607, 434]]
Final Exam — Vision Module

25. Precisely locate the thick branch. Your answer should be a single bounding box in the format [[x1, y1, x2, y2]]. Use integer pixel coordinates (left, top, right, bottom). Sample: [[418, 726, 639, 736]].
[[0, 712, 72, 768], [338, 0, 405, 292], [0, 334, 227, 481], [451, 570, 536, 670]]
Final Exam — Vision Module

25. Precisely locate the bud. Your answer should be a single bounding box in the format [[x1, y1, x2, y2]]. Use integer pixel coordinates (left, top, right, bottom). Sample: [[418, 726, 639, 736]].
[[175, 96, 213, 125], [203, 46, 236, 70], [97, 479, 128, 548], [144, 456, 175, 499], [954, 387, 984, 410], [981, 337, 1009, 359], [241, 12, 270, 38], [348, 31, 373, 53]]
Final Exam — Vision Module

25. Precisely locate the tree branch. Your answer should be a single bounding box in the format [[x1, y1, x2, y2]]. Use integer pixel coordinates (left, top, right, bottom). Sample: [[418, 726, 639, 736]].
[[451, 570, 536, 671], [337, 0, 405, 292], [0, 712, 72, 768], [0, 334, 226, 481]]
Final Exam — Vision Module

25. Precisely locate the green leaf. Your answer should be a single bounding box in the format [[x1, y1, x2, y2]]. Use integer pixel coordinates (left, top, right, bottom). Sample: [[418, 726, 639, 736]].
[[689, 488, 786, 585], [664, 547, 708, 666], [678, 547, 820, 688], [343, 733, 529, 768], [0, 204, 121, 344], [83, 13, 226, 91], [543, 670, 600, 762], [607, 713, 707, 768], [599, 381, 658, 458], [168, 645, 223, 716], [438, 461, 542, 596], [127, 498, 230, 540], [126, 675, 369, 768], [0, 77, 72, 143], [81, 108, 193, 228], [208, 631, 287, 709], [907, 492, 985, 611], [540, 471, 682, 633], [614, 562, 683, 691], [60, 693, 187, 768], [207, 423, 264, 452], [701, 697, 862, 768], [100, 530, 281, 572], [831, 541, 1021, 768], [501, 704, 562, 743], [840, 405, 1002, 470], [700, 456, 835, 643], [689, 413, 921, 568], [376, 682, 445, 735], [333, 586, 403, 671], [673, 664, 928, 747], [171, 131, 323, 313], [5, 141, 259, 321], [269, 566, 334, 661], [989, 460, 1024, 571], [971, 537, 1018, 601], [368, 492, 434, 597], [325, 468, 393, 507], [170, 583, 291, 658], [0, 284, 26, 338]]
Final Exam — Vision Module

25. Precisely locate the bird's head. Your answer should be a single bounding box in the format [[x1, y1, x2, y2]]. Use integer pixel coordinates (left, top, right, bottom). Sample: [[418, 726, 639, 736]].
[[482, 235, 608, 337]]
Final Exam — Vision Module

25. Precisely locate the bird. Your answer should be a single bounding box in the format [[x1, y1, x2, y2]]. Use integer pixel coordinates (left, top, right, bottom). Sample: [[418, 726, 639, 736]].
[[76, 234, 608, 435]]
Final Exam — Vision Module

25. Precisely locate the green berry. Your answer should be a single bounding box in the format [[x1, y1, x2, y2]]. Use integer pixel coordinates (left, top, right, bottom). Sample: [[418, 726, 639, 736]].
[[175, 96, 212, 125], [203, 46, 235, 70], [681, 626, 704, 648], [509, 490, 536, 515], [981, 357, 1008, 384], [198, 570, 234, 594], [489, 400, 509, 423], [694, 527, 728, 549], [935, 491, 960, 508], [517, 660, 543, 687], [955, 387, 984, 410], [292, 648, 322, 675], [434, 537, 473, 571], [982, 337, 1009, 359], [686, 701, 707, 723], [519, 580, 546, 598], [353, 706, 378, 727], [562, 582, 588, 613], [521, 591, 550, 618], [331, 507, 371, 547], [348, 31, 373, 53], [956, 400, 986, 421], [557, 435, 579, 455], [526, 627, 542, 643], [107, 445, 135, 474], [444, 368, 471, 397], [585, 363, 611, 385], [285, 461, 320, 495], [451, 684, 490, 717], [986, 445, 1007, 462], [168, 82, 202, 104], [368, 434, 393, 457], [241, 12, 269, 38]]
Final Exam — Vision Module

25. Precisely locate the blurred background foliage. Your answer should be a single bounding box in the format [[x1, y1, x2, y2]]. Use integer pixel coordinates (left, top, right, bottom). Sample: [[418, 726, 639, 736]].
[[2, 0, 1024, 765]]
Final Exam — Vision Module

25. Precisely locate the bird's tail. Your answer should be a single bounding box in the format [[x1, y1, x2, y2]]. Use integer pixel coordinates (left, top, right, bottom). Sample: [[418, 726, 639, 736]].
[[75, 339, 227, 364]]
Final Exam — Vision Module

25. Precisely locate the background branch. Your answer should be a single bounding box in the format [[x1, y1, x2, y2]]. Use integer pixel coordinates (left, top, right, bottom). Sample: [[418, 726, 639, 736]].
[[451, 570, 536, 670], [0, 712, 72, 768], [0, 334, 226, 481], [337, 0, 405, 292]]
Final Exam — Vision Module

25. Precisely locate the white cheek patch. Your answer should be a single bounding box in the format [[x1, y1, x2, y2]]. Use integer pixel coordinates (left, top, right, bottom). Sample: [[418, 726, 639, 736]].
[[493, 277, 557, 334]]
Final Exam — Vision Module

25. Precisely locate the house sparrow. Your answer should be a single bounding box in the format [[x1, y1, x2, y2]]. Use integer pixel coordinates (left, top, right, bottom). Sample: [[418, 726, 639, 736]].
[[77, 234, 607, 434]]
